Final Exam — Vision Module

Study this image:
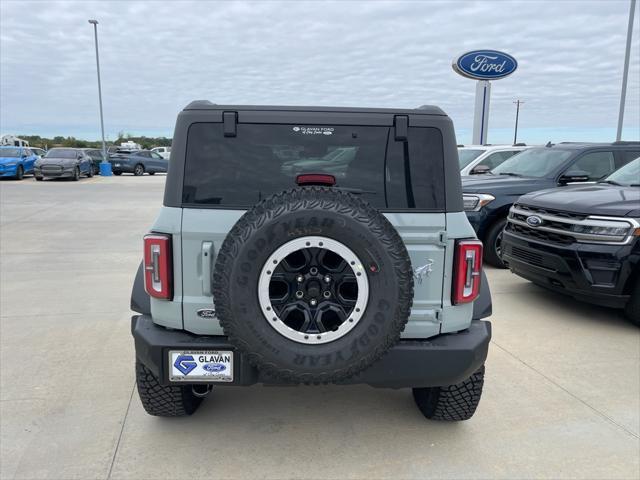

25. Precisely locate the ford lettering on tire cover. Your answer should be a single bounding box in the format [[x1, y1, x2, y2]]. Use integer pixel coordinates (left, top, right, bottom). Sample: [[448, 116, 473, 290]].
[[212, 187, 413, 383]]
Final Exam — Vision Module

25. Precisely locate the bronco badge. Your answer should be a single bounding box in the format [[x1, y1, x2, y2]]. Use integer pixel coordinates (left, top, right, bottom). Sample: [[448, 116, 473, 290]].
[[413, 260, 434, 285]]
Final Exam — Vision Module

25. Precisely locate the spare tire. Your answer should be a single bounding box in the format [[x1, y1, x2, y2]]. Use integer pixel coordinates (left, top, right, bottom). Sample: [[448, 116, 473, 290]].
[[213, 187, 413, 383]]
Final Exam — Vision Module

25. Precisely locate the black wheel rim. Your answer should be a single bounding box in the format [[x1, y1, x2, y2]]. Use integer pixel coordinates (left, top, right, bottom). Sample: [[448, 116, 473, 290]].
[[258, 236, 369, 344], [269, 248, 360, 335]]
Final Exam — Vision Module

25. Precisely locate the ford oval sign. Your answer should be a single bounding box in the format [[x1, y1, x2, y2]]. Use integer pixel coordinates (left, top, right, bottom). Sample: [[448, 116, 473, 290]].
[[453, 50, 517, 80]]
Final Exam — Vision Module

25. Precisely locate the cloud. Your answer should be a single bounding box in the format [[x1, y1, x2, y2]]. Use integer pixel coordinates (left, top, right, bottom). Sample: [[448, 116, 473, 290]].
[[1, 0, 638, 143]]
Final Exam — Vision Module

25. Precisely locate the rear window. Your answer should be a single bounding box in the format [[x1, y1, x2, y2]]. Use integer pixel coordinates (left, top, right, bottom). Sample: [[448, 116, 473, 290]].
[[182, 123, 445, 210]]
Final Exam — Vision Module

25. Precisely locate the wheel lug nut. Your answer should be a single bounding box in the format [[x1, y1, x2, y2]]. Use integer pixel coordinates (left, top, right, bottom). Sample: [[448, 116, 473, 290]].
[[296, 275, 304, 283], [323, 275, 331, 283], [310, 298, 317, 306], [295, 291, 304, 299]]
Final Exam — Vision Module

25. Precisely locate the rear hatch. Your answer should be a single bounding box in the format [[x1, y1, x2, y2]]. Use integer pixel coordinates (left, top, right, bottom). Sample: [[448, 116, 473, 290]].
[[162, 111, 453, 338]]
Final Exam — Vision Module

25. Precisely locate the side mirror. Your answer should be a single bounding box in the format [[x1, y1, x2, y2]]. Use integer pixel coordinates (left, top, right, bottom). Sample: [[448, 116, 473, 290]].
[[559, 170, 590, 184], [470, 164, 491, 175]]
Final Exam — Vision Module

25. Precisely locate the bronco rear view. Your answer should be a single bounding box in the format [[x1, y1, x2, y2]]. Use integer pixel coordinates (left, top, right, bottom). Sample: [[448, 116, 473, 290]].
[[130, 102, 492, 421]]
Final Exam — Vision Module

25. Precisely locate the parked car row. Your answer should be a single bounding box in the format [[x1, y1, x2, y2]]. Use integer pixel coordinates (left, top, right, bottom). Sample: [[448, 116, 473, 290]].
[[458, 141, 640, 324], [0, 145, 171, 180]]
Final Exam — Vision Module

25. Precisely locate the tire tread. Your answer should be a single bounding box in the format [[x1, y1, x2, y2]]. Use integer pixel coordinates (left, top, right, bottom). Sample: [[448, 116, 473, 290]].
[[135, 361, 202, 417], [413, 366, 485, 421]]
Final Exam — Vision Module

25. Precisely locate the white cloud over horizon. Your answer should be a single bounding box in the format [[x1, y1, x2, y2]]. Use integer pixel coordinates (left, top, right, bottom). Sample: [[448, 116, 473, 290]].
[[1, 0, 639, 145]]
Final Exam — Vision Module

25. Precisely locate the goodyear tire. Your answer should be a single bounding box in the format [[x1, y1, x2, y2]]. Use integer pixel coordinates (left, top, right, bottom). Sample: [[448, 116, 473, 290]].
[[213, 187, 413, 383]]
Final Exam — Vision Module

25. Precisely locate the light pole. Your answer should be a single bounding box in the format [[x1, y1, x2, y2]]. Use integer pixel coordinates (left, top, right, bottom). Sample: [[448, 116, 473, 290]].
[[88, 19, 112, 175], [616, 0, 636, 141], [513, 99, 524, 145]]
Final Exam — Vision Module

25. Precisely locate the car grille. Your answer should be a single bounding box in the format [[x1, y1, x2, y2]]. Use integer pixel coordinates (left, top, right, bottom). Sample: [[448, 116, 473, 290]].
[[41, 165, 63, 175], [507, 203, 637, 245], [503, 244, 557, 271], [505, 222, 574, 245], [512, 203, 587, 221]]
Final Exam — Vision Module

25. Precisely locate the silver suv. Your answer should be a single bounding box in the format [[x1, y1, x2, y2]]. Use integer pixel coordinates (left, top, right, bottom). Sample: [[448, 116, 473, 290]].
[[130, 103, 492, 421]]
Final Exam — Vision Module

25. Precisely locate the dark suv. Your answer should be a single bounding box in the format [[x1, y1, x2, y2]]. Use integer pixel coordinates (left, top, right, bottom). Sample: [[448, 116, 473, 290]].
[[130, 102, 492, 420], [501, 158, 640, 324], [462, 142, 640, 267]]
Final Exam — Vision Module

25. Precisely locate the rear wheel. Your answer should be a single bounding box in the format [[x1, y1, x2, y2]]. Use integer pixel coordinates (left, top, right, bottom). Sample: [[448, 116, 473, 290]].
[[484, 218, 507, 268], [113, 171, 122, 176], [135, 361, 204, 417], [72, 167, 80, 181], [35, 175, 43, 181], [15, 165, 24, 180], [413, 366, 485, 421], [133, 164, 144, 176], [87, 165, 94, 177], [149, 172, 155, 175], [624, 279, 640, 327]]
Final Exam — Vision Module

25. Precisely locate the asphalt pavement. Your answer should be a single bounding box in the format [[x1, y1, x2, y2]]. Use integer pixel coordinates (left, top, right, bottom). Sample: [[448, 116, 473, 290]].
[[1, 174, 638, 479]]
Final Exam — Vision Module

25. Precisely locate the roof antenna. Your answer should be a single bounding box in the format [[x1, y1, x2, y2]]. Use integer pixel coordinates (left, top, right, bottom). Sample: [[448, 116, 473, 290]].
[[545, 141, 553, 147]]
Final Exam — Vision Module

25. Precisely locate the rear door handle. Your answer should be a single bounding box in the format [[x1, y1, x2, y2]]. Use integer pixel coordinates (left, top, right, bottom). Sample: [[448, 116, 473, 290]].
[[202, 242, 214, 296]]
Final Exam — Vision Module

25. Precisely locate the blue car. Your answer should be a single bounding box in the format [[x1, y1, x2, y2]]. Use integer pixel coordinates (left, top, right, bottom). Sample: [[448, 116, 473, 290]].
[[0, 146, 37, 179]]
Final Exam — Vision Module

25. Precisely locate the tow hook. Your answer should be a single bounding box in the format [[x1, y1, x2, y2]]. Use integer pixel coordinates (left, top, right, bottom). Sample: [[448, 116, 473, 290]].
[[192, 384, 213, 398]]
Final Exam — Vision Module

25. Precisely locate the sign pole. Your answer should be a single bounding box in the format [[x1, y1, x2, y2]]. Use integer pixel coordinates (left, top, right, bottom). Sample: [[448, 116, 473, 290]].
[[616, 0, 636, 141], [472, 80, 491, 145], [513, 99, 523, 145]]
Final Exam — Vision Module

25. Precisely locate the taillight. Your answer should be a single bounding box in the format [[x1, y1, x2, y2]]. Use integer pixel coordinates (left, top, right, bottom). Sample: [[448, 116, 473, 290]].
[[452, 239, 483, 305], [143, 234, 172, 299]]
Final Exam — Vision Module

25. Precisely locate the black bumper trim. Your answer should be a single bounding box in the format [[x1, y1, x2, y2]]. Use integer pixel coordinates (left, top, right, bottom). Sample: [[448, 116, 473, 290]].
[[502, 231, 633, 309], [132, 315, 491, 388]]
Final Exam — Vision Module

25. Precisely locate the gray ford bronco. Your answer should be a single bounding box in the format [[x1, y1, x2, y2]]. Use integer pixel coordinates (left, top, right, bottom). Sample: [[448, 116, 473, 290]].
[[131, 102, 492, 421]]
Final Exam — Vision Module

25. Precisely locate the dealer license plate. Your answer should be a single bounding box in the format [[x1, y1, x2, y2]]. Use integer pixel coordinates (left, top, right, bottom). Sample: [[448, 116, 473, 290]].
[[169, 350, 234, 382]]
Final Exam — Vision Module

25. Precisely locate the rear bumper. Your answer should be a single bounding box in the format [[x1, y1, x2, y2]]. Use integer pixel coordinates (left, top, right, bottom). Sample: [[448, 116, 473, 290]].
[[501, 229, 639, 309], [132, 315, 491, 388], [109, 161, 134, 173]]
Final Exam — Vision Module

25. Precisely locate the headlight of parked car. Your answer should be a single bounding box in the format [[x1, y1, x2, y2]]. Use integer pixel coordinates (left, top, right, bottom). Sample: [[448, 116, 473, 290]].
[[463, 194, 495, 212], [569, 224, 632, 237]]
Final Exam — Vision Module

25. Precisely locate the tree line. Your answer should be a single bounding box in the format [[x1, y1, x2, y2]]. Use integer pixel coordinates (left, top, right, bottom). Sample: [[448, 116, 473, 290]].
[[16, 134, 172, 150]]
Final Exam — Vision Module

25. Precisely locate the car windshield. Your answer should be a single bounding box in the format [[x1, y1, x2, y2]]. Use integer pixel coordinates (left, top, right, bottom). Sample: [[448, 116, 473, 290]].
[[492, 148, 573, 177], [45, 149, 77, 159], [0, 148, 22, 157], [603, 158, 640, 186], [458, 149, 484, 169]]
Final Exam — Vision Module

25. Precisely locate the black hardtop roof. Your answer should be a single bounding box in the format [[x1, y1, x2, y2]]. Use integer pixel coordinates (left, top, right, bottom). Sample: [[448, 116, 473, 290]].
[[183, 100, 447, 116]]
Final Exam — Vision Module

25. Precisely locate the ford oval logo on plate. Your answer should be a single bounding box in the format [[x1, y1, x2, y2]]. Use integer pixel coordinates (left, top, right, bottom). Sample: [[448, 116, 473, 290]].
[[453, 50, 518, 80], [526, 215, 543, 227], [203, 363, 226, 373]]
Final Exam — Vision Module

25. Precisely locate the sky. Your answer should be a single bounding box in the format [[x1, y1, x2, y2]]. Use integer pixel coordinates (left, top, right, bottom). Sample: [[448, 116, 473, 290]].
[[1, 0, 639, 145]]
